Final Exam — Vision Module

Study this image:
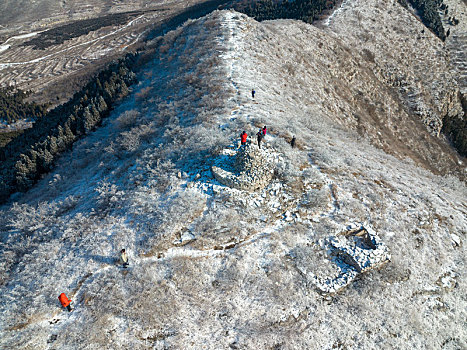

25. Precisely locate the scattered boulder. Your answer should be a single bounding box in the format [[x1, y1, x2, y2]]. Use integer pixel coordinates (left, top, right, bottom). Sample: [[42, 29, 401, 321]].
[[327, 224, 390, 275], [450, 233, 461, 247], [173, 231, 196, 247]]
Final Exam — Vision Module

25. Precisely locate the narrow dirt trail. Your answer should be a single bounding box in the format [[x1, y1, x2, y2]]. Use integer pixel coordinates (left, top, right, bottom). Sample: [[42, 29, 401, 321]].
[[322, 0, 354, 27]]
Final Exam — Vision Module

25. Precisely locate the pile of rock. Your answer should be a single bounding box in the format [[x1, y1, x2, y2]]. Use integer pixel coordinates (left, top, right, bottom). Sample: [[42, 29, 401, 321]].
[[312, 224, 391, 294], [327, 225, 390, 273], [211, 142, 275, 191]]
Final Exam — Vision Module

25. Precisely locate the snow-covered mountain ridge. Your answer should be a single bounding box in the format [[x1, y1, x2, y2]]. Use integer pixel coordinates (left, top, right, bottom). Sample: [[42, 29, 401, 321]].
[[0, 1, 466, 349]]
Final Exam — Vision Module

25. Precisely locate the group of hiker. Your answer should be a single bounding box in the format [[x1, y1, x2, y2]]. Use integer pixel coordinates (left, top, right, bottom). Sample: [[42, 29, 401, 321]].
[[241, 89, 296, 149], [257, 126, 267, 149], [58, 249, 129, 312], [58, 88, 296, 313], [240, 126, 296, 149], [240, 125, 267, 148]]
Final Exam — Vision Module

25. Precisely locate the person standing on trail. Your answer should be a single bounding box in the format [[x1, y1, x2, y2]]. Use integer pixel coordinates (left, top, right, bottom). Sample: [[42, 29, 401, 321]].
[[257, 129, 263, 149], [240, 131, 248, 145], [262, 126, 267, 137], [291, 135, 296, 148], [120, 249, 129, 268], [58, 293, 72, 312], [251, 89, 255, 99]]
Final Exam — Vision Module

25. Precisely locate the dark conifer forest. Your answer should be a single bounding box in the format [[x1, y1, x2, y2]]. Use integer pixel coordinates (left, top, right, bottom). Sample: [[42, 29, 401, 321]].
[[405, 0, 446, 40], [0, 54, 138, 203], [234, 0, 339, 23], [0, 87, 49, 124]]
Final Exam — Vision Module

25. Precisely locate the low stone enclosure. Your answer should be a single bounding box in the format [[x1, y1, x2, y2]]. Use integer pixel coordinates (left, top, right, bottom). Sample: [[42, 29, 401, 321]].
[[211, 142, 276, 191], [312, 223, 391, 295]]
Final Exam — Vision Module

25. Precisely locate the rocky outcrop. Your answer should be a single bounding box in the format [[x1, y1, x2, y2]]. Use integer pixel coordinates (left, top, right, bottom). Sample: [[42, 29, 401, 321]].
[[442, 92, 467, 157], [211, 142, 275, 191]]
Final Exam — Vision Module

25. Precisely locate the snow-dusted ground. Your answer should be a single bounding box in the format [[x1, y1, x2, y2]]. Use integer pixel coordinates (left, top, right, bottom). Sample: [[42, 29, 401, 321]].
[[1, 32, 39, 45], [0, 2, 466, 349], [442, 0, 467, 94], [0, 45, 10, 53], [323, 0, 353, 26]]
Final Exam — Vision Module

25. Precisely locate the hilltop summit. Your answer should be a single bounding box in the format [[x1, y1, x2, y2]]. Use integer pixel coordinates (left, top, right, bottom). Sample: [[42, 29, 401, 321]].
[[0, 2, 465, 349]]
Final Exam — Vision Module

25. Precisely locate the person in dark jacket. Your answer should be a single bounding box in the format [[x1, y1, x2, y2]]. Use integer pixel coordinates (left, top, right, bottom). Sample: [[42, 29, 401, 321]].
[[120, 249, 129, 268], [257, 129, 263, 149], [251, 89, 255, 99], [58, 293, 72, 312], [240, 131, 248, 145], [291, 136, 296, 148]]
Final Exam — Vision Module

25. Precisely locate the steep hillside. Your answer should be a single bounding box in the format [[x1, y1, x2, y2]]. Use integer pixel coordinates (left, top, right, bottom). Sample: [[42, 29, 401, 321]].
[[441, 0, 467, 156], [323, 0, 465, 158], [443, 0, 467, 94], [0, 4, 465, 350]]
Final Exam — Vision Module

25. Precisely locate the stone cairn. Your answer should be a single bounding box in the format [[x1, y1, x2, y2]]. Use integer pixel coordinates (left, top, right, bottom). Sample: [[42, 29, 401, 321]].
[[211, 142, 274, 191]]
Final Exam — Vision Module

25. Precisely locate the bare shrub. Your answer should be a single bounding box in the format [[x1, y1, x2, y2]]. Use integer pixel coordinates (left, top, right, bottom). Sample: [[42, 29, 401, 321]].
[[203, 18, 218, 29], [0, 202, 64, 285], [118, 123, 155, 152], [175, 36, 187, 47], [115, 110, 141, 130], [0, 250, 17, 285], [300, 187, 329, 211], [146, 159, 178, 193], [142, 189, 207, 250], [180, 125, 231, 163], [191, 208, 247, 246], [284, 62, 296, 76], [184, 72, 201, 85], [135, 86, 153, 102], [95, 180, 125, 209], [362, 49, 375, 63], [158, 43, 170, 54]]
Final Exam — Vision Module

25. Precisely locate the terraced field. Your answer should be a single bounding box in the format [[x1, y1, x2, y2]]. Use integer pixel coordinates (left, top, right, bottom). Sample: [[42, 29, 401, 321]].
[[0, 12, 148, 102], [0, 0, 221, 103]]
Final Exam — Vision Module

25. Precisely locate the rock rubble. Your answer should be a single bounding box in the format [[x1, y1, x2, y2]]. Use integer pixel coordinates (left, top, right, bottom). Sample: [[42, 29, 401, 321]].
[[311, 224, 391, 294], [211, 142, 276, 191]]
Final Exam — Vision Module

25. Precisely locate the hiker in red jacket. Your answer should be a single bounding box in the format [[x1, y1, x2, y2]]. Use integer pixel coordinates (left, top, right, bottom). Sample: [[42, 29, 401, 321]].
[[262, 126, 267, 137], [240, 131, 248, 145], [58, 293, 72, 312]]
